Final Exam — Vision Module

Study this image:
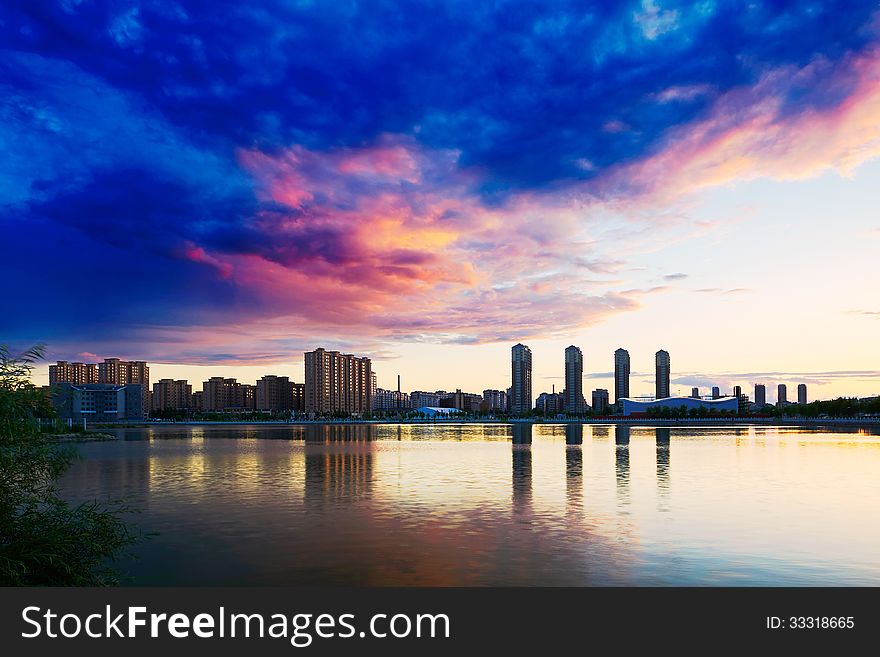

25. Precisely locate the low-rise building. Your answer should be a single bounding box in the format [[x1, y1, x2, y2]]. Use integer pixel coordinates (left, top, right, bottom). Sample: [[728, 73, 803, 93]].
[[373, 388, 411, 412], [411, 391, 442, 408], [51, 383, 144, 422], [535, 391, 565, 415], [482, 389, 508, 413], [620, 396, 739, 417], [591, 389, 610, 414], [439, 389, 482, 413]]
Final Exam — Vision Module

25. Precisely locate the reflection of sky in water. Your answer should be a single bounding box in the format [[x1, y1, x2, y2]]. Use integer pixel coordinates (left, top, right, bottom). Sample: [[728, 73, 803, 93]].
[[59, 424, 880, 586]]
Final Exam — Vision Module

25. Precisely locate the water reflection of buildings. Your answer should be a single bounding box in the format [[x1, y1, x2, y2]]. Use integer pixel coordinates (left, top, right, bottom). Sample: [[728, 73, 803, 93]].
[[655, 428, 670, 498], [613, 425, 673, 506], [304, 424, 376, 503], [615, 425, 630, 502], [65, 446, 153, 502], [565, 425, 583, 514], [511, 424, 532, 513]]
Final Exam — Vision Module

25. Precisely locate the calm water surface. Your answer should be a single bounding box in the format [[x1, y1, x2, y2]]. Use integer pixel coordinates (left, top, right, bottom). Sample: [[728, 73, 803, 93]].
[[59, 423, 880, 586]]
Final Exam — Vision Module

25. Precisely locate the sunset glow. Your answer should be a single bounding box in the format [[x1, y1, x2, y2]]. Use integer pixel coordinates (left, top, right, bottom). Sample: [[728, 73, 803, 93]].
[[2, 1, 878, 399]]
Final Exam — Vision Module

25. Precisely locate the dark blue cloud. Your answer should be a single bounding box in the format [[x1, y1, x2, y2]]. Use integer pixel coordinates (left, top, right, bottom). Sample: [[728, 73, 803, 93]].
[[3, 1, 876, 188]]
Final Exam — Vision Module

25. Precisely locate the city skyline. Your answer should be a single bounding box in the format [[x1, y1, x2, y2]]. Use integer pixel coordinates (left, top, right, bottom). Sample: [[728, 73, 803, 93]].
[[30, 341, 874, 403], [4, 2, 880, 401], [41, 345, 835, 410]]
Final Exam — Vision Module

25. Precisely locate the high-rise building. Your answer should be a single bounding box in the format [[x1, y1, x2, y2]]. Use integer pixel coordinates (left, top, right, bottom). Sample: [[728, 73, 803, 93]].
[[655, 350, 670, 399], [98, 358, 150, 418], [691, 387, 700, 399], [510, 343, 532, 415], [777, 384, 788, 406], [482, 389, 508, 413], [564, 345, 586, 414], [755, 384, 766, 406], [732, 385, 749, 413], [592, 389, 609, 414], [797, 383, 807, 405], [152, 379, 192, 412], [304, 348, 372, 415], [256, 375, 303, 412], [49, 361, 97, 385], [711, 386, 720, 399], [614, 348, 630, 404], [202, 377, 255, 411]]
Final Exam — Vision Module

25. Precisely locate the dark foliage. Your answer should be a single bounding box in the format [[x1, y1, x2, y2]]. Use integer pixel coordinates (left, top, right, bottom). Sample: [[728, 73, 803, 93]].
[[0, 344, 139, 585]]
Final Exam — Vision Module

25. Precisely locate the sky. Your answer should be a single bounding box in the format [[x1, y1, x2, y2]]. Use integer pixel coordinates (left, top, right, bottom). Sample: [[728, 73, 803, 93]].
[[2, 0, 879, 402]]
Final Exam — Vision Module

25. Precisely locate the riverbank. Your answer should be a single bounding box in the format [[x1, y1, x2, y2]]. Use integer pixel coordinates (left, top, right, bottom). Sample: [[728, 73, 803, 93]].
[[96, 417, 880, 428], [46, 432, 119, 442]]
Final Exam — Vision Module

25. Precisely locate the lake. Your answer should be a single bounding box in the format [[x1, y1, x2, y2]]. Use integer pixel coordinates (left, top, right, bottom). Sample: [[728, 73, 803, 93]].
[[59, 423, 880, 586]]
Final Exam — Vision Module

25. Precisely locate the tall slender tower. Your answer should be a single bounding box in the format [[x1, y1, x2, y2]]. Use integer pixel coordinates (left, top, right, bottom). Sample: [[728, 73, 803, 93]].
[[777, 384, 788, 405], [755, 384, 766, 406], [655, 350, 670, 399], [613, 348, 630, 404], [564, 345, 585, 414], [797, 383, 807, 405], [511, 344, 533, 415]]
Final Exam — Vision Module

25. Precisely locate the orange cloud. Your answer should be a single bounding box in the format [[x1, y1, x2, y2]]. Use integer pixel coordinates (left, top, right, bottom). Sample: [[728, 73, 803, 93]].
[[166, 49, 880, 362]]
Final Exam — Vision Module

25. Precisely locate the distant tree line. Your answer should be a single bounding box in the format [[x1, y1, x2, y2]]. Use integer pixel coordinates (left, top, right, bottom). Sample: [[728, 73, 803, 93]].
[[760, 397, 880, 418], [643, 405, 738, 419]]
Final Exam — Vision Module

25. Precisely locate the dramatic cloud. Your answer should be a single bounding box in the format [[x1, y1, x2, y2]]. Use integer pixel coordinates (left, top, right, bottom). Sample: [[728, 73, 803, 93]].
[[592, 47, 880, 207], [3, 1, 880, 364]]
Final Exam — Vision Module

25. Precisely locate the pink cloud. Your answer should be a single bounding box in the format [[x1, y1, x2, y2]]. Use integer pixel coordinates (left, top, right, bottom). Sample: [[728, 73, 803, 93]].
[[336, 142, 421, 181], [651, 83, 714, 103], [128, 47, 880, 364], [139, 135, 641, 355], [602, 119, 630, 133], [182, 241, 233, 278], [607, 47, 880, 202]]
